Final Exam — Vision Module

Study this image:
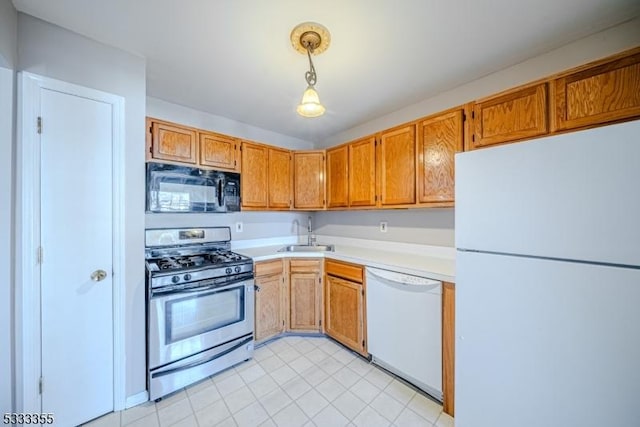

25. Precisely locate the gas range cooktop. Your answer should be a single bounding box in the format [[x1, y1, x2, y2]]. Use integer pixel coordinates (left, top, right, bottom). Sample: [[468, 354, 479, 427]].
[[146, 250, 251, 273]]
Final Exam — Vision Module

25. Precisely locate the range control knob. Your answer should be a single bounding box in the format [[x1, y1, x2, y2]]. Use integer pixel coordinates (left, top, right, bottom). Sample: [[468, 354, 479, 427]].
[[234, 266, 241, 273], [225, 267, 233, 275], [171, 275, 180, 284], [183, 273, 192, 281]]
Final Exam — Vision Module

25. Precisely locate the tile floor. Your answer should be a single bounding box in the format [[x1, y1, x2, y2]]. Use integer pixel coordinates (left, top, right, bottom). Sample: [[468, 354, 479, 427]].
[[85, 336, 454, 427]]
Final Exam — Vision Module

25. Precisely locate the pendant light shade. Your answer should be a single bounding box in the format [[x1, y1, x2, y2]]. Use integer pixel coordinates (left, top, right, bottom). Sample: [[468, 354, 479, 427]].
[[297, 86, 325, 118], [291, 22, 330, 118]]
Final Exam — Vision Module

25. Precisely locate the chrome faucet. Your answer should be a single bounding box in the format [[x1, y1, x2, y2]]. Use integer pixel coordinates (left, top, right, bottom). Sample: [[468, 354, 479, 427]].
[[307, 216, 316, 246]]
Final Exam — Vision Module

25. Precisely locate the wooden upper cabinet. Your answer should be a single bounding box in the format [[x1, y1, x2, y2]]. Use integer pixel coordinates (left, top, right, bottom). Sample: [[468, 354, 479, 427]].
[[147, 119, 198, 164], [418, 109, 463, 205], [326, 145, 349, 209], [552, 49, 640, 132], [349, 136, 377, 207], [199, 131, 239, 171], [378, 124, 416, 206], [268, 147, 292, 210], [470, 83, 548, 149], [293, 151, 325, 210], [241, 141, 269, 209]]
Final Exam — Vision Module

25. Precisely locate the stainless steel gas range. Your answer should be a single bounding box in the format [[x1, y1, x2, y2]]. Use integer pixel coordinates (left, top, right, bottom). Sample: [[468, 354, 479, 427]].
[[145, 227, 254, 401]]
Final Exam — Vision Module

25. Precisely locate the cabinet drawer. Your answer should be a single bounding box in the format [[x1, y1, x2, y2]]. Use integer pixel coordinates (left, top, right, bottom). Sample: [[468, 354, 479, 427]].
[[255, 259, 283, 277], [325, 259, 363, 283], [289, 259, 322, 273]]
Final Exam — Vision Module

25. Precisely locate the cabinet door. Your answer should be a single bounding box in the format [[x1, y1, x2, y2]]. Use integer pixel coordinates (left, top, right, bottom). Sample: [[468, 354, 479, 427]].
[[349, 137, 376, 207], [325, 275, 364, 354], [255, 273, 284, 342], [199, 131, 238, 171], [471, 83, 548, 149], [552, 50, 640, 131], [442, 282, 455, 416], [418, 109, 463, 205], [293, 151, 325, 210], [241, 141, 268, 209], [268, 148, 292, 209], [149, 120, 198, 164], [379, 124, 416, 206], [326, 145, 349, 208], [289, 272, 321, 331]]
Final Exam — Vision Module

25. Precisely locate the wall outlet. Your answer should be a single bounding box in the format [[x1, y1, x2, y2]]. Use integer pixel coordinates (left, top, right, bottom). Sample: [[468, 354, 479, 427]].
[[379, 221, 388, 232], [235, 222, 243, 232]]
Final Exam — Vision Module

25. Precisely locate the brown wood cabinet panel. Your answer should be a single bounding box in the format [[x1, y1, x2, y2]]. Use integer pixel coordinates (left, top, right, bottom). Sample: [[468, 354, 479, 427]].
[[255, 272, 284, 342], [289, 271, 321, 331], [149, 120, 198, 164], [471, 83, 548, 148], [255, 259, 284, 277], [325, 259, 363, 283], [293, 151, 325, 210], [268, 148, 292, 209], [418, 109, 463, 205], [349, 137, 377, 207], [325, 275, 365, 355], [326, 145, 349, 209], [379, 124, 416, 206], [241, 141, 269, 208], [289, 259, 322, 273], [199, 131, 238, 171], [553, 50, 640, 131], [442, 282, 455, 416]]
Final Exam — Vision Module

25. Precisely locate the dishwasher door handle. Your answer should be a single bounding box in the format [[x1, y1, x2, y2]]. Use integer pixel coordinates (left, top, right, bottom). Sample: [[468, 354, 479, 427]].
[[366, 267, 441, 293]]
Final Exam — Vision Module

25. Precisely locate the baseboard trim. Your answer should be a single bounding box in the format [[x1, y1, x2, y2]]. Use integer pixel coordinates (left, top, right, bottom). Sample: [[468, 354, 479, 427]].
[[124, 390, 148, 409]]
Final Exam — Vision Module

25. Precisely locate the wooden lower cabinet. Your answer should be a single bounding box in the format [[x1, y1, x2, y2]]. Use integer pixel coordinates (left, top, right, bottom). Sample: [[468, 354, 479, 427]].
[[288, 259, 322, 332], [442, 281, 455, 416], [254, 260, 285, 342], [324, 259, 367, 356]]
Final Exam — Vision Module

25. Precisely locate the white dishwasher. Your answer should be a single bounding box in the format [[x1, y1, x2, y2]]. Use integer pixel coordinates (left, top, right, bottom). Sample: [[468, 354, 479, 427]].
[[366, 266, 442, 400]]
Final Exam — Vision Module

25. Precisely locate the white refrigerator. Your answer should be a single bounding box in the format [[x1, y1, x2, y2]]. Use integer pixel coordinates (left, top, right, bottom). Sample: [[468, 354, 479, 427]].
[[455, 120, 640, 427]]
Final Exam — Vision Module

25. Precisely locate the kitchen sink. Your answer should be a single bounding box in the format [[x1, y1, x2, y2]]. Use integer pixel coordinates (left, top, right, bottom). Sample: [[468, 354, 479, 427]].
[[278, 244, 335, 252]]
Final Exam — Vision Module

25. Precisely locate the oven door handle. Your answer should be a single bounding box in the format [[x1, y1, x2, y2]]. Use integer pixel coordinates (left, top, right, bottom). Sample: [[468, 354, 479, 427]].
[[151, 336, 253, 379], [151, 282, 221, 298]]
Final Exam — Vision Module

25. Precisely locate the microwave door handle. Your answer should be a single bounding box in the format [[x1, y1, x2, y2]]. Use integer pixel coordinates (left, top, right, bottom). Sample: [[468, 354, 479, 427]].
[[218, 179, 224, 206]]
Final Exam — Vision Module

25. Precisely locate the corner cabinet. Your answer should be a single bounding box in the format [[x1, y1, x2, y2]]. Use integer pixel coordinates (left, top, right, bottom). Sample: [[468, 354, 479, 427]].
[[326, 145, 349, 209], [288, 259, 323, 332], [268, 147, 292, 210], [293, 151, 326, 210], [254, 260, 286, 342], [324, 259, 367, 356], [378, 124, 416, 206], [417, 109, 463, 206]]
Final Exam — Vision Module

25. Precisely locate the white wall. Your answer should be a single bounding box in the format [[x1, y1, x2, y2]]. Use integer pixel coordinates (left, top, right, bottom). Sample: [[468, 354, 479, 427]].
[[0, 0, 18, 414], [17, 14, 147, 399], [147, 97, 314, 150]]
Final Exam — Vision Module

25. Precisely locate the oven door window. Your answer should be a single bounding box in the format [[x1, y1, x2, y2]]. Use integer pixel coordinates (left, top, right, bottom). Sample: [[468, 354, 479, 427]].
[[166, 286, 244, 344]]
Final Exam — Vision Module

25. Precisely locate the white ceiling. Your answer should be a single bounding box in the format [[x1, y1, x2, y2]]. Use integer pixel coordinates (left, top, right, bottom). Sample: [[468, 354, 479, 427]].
[[12, 0, 640, 142]]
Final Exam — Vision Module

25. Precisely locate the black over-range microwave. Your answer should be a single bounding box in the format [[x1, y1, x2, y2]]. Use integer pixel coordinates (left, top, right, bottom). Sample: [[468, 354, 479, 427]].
[[146, 163, 240, 213]]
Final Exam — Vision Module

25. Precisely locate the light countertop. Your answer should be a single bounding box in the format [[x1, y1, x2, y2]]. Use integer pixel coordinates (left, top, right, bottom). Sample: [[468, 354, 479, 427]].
[[234, 237, 455, 283]]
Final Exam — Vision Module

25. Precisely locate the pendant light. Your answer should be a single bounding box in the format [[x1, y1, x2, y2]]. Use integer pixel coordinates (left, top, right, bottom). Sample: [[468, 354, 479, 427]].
[[291, 22, 331, 118]]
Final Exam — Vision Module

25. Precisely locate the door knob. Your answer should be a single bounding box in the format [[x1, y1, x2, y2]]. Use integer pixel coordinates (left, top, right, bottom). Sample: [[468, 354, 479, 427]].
[[90, 269, 108, 282]]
